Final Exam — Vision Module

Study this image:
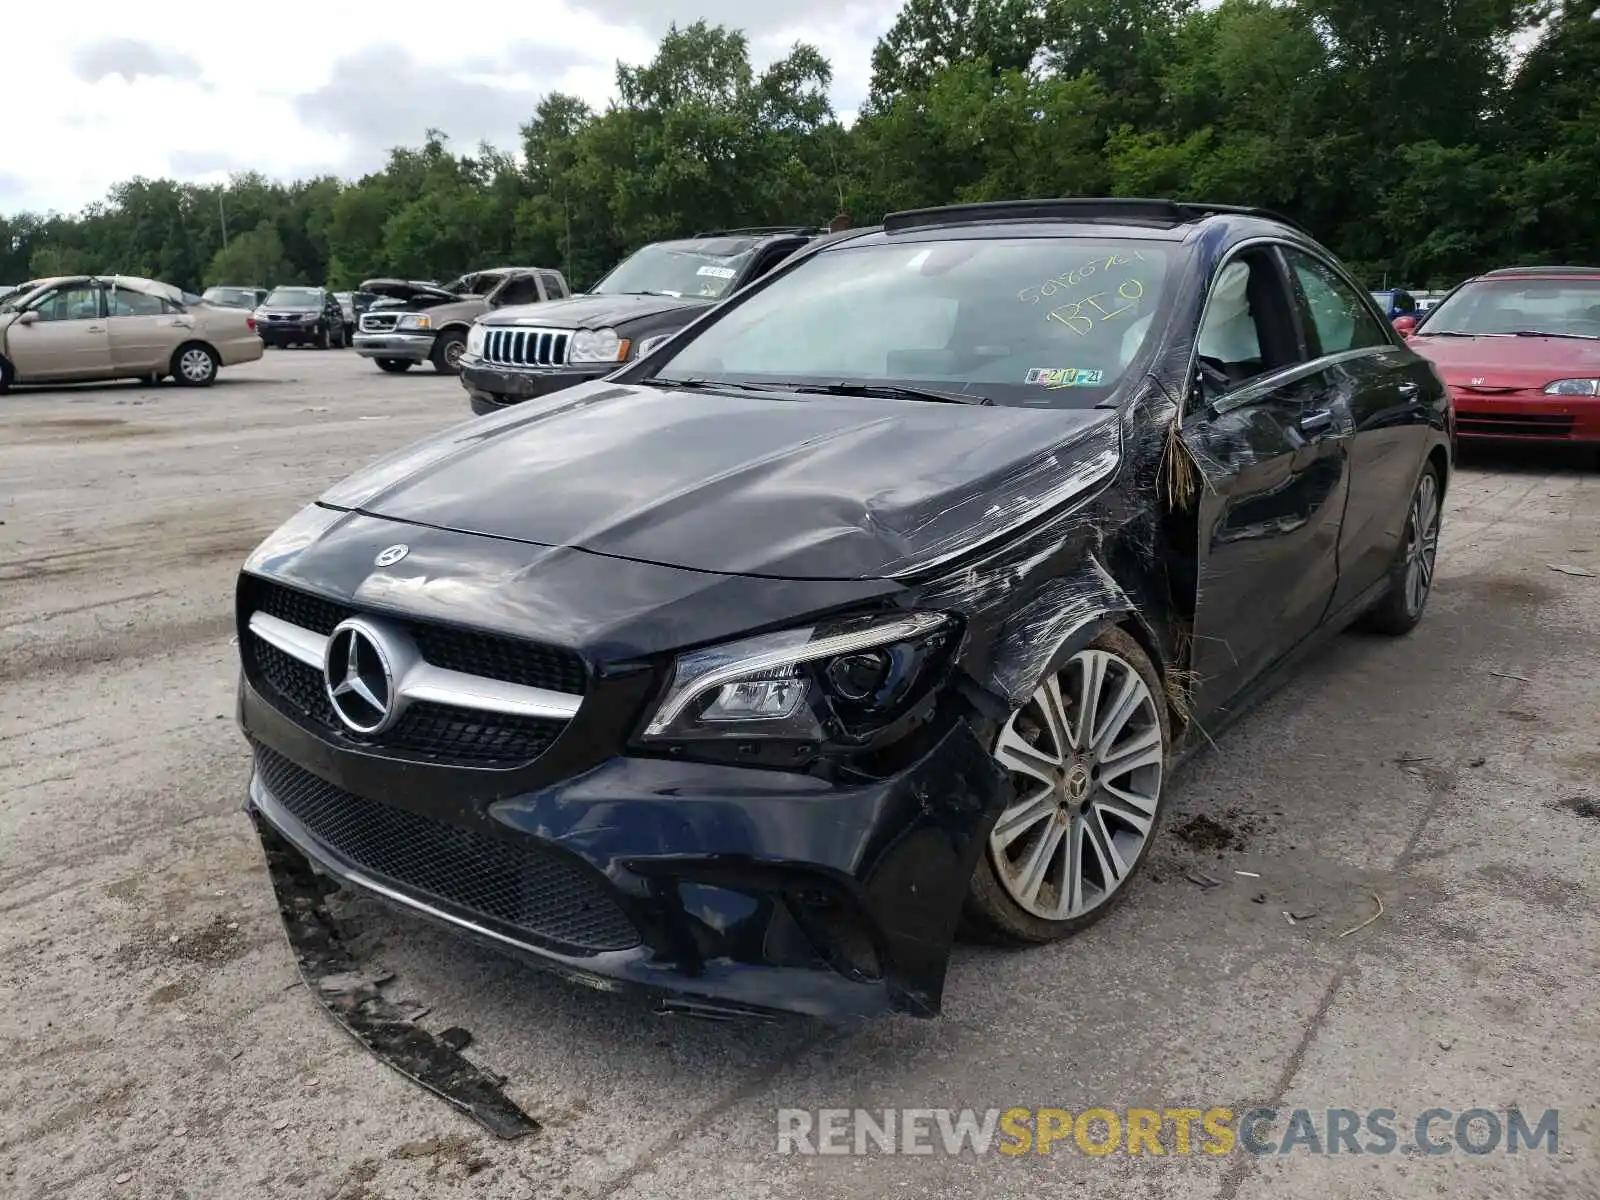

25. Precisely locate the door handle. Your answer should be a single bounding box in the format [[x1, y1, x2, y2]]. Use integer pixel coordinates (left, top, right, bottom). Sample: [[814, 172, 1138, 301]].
[[87, 325, 104, 332], [1397, 381, 1419, 398], [1299, 408, 1334, 435]]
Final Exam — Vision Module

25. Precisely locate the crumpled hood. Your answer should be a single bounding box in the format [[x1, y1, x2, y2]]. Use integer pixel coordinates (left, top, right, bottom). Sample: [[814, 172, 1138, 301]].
[[1410, 333, 1600, 385], [482, 292, 707, 330], [320, 383, 1121, 581]]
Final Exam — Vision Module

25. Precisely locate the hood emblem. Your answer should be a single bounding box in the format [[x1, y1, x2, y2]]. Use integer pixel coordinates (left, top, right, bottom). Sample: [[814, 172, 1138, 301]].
[[1470, 377, 1486, 386], [374, 543, 409, 567], [324, 621, 398, 734]]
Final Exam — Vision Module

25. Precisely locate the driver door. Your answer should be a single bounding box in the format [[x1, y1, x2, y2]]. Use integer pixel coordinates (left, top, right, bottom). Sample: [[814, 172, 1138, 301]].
[[1183, 245, 1352, 722], [7, 282, 112, 382]]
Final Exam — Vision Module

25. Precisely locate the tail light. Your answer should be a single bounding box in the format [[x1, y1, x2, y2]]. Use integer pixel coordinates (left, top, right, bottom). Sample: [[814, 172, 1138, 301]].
[[246, 317, 257, 332]]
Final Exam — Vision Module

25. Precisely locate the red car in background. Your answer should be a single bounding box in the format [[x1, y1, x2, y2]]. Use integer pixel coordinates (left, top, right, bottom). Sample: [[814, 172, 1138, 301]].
[[1400, 266, 1600, 450]]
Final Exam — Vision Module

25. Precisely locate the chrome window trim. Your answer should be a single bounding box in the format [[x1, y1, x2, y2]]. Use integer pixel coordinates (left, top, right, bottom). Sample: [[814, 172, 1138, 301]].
[[247, 611, 583, 721]]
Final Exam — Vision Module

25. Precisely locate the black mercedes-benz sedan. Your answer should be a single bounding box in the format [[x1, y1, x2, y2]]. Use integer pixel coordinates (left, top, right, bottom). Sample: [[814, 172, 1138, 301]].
[[237, 198, 1450, 1023]]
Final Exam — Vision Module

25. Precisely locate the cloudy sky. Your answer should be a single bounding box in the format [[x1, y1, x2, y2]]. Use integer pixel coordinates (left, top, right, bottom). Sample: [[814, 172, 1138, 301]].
[[6, 0, 901, 217]]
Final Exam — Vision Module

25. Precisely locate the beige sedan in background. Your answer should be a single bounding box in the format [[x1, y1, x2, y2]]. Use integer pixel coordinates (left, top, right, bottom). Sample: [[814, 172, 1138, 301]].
[[0, 275, 263, 390]]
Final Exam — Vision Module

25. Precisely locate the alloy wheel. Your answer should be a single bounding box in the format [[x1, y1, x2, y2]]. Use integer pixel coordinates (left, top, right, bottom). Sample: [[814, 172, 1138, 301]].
[[1403, 473, 1440, 616], [179, 348, 214, 383], [444, 340, 465, 368], [989, 649, 1165, 921]]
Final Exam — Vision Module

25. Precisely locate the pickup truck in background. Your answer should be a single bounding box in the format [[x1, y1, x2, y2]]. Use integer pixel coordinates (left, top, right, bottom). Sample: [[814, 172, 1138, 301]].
[[353, 267, 570, 375]]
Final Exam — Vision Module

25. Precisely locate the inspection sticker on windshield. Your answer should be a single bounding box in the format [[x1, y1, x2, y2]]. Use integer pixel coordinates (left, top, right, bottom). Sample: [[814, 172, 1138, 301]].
[[1025, 367, 1104, 387], [696, 265, 736, 279]]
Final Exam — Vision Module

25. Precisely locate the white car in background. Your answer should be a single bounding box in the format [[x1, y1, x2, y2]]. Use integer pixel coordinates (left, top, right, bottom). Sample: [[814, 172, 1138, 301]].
[[0, 275, 263, 390]]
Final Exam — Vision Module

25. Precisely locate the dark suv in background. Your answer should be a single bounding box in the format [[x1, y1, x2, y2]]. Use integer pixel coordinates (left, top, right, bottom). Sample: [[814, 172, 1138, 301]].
[[459, 227, 820, 414], [254, 286, 349, 349]]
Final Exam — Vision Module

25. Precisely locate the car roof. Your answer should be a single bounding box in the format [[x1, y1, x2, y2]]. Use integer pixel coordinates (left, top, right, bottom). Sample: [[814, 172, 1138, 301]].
[[1478, 265, 1600, 279], [878, 198, 1311, 238]]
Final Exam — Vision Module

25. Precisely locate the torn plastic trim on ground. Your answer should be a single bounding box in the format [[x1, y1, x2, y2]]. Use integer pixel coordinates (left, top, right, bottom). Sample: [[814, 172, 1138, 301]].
[[250, 810, 539, 1140]]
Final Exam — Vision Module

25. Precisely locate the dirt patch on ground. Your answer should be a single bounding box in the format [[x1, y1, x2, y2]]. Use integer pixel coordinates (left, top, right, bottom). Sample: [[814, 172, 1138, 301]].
[[1500, 709, 1540, 724], [1554, 795, 1600, 820], [11, 417, 162, 443], [148, 978, 198, 1005], [1564, 749, 1600, 774], [390, 1133, 493, 1179], [1171, 812, 1253, 851], [117, 915, 247, 970], [1441, 573, 1559, 607], [1476, 863, 1587, 913]]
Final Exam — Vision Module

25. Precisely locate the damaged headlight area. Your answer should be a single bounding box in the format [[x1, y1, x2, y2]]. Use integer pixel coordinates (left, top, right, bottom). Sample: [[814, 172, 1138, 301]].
[[639, 612, 961, 767]]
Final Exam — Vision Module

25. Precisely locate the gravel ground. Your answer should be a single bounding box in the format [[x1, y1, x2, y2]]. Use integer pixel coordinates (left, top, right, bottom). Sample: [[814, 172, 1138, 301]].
[[1, 350, 1597, 1199]]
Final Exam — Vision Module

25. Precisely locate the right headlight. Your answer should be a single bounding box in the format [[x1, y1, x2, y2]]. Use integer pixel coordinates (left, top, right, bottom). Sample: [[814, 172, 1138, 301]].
[[1543, 378, 1600, 396], [467, 324, 487, 356], [569, 327, 631, 363], [639, 611, 959, 747]]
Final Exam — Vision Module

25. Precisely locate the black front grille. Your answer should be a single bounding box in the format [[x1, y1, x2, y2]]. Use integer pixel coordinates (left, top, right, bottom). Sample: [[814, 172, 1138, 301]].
[[1457, 410, 1577, 438], [243, 578, 582, 766], [249, 578, 587, 694], [254, 744, 639, 953], [251, 639, 564, 764]]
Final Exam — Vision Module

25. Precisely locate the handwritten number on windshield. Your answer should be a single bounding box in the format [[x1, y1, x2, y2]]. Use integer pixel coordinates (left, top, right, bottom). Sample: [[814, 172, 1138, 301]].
[[1020, 250, 1147, 305], [1047, 279, 1146, 335]]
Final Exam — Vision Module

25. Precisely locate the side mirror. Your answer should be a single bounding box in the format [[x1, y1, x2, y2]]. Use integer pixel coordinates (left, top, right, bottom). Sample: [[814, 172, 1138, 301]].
[[1393, 314, 1417, 337], [16, 310, 38, 326]]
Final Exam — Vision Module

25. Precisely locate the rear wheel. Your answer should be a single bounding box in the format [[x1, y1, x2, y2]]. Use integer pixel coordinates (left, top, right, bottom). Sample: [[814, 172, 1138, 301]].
[[171, 343, 219, 387], [966, 626, 1170, 944], [375, 358, 411, 374], [1358, 463, 1442, 636], [431, 331, 466, 374]]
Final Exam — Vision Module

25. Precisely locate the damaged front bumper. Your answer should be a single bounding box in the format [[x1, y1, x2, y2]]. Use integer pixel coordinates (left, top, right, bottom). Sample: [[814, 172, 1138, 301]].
[[242, 678, 1008, 1023], [459, 357, 617, 415]]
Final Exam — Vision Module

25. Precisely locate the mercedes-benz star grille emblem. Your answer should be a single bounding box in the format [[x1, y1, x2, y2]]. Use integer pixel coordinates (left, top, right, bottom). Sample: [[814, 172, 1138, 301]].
[[324, 621, 398, 734], [374, 543, 410, 567]]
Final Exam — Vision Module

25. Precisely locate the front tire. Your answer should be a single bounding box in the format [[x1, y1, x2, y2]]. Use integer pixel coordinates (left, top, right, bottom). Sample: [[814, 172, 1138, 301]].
[[375, 358, 412, 374], [1358, 462, 1442, 636], [171, 343, 219, 387], [315, 323, 331, 350], [431, 331, 466, 374], [966, 625, 1170, 945]]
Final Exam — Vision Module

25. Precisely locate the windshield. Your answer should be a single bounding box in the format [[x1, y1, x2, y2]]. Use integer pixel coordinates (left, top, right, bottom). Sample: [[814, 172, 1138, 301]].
[[204, 287, 259, 308], [1419, 277, 1600, 338], [591, 239, 758, 299], [264, 287, 322, 307], [651, 237, 1173, 408]]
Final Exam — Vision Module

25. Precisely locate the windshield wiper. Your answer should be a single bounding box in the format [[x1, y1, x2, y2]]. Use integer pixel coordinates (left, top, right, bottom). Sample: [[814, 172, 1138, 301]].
[[1507, 330, 1600, 340], [651, 377, 790, 393], [787, 382, 992, 406]]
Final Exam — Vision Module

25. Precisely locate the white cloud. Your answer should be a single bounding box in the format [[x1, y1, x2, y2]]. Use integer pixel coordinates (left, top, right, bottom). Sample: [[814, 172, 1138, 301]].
[[5, 0, 901, 217]]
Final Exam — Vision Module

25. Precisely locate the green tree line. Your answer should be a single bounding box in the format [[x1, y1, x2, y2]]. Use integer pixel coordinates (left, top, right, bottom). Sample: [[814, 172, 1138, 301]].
[[3, 0, 1593, 293]]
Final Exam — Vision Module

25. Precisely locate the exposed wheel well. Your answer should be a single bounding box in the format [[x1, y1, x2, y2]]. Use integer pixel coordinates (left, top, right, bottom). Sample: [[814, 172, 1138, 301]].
[[0, 353, 12, 390]]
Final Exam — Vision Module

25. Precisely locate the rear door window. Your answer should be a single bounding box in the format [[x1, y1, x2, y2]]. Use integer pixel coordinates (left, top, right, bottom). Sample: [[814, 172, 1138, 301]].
[[538, 271, 567, 299]]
